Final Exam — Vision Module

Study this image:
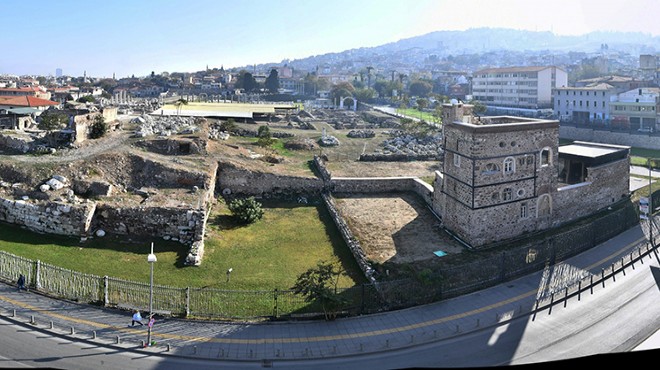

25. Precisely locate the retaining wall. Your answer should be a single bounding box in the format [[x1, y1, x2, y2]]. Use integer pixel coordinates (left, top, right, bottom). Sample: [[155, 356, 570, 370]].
[[0, 198, 96, 236]]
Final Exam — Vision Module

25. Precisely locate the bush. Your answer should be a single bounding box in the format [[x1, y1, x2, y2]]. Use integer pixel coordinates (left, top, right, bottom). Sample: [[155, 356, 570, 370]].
[[89, 115, 108, 139], [228, 197, 264, 224]]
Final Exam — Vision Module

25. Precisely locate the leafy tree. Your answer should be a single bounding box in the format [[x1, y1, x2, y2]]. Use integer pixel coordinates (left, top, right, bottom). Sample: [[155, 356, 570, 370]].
[[77, 95, 96, 103], [291, 260, 348, 321], [89, 114, 108, 139], [256, 125, 274, 147], [353, 87, 375, 102], [416, 98, 429, 111], [38, 112, 68, 132], [265, 69, 280, 93], [432, 104, 444, 125], [409, 80, 433, 97], [228, 197, 264, 224], [220, 118, 237, 133], [329, 82, 355, 105], [470, 100, 487, 116], [236, 71, 258, 92]]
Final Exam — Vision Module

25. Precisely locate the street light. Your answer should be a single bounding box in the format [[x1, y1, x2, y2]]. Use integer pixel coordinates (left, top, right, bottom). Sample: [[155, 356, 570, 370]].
[[147, 242, 157, 346]]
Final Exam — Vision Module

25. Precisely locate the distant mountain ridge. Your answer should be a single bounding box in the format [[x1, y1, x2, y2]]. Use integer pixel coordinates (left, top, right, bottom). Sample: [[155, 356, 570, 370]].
[[262, 28, 660, 72]]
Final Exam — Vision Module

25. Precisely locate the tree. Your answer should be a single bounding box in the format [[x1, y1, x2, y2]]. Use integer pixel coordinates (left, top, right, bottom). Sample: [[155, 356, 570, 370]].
[[470, 100, 487, 116], [175, 98, 188, 115], [409, 80, 433, 97], [256, 125, 274, 147], [228, 197, 264, 224], [265, 69, 280, 93], [236, 71, 258, 92], [220, 118, 237, 133], [291, 260, 348, 321], [329, 82, 355, 105], [416, 98, 429, 111], [89, 114, 108, 139], [353, 87, 375, 103], [38, 112, 68, 132], [77, 95, 96, 103]]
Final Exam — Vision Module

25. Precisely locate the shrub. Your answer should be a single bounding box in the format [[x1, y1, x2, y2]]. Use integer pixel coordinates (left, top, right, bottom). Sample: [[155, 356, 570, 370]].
[[89, 115, 108, 139], [228, 197, 264, 224]]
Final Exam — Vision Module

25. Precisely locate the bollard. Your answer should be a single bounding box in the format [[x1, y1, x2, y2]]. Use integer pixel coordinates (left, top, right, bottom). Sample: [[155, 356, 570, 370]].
[[476, 318, 480, 327], [564, 287, 568, 308], [141, 340, 145, 347], [360, 343, 364, 352], [11, 309, 15, 317], [92, 331, 96, 340], [612, 264, 616, 282], [590, 276, 594, 294], [167, 344, 170, 352], [116, 336, 121, 344], [50, 321, 54, 329], [193, 345, 197, 354], [70, 327, 75, 335], [601, 269, 605, 288]]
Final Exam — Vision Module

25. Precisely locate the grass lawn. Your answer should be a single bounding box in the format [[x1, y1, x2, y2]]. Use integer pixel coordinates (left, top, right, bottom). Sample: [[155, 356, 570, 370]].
[[396, 108, 438, 123], [0, 200, 364, 292]]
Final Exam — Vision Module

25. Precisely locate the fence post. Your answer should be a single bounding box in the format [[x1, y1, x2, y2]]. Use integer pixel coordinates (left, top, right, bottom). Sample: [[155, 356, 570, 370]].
[[500, 252, 506, 282], [185, 287, 190, 318], [273, 288, 278, 319], [360, 284, 365, 314], [103, 276, 109, 307], [35, 260, 41, 289]]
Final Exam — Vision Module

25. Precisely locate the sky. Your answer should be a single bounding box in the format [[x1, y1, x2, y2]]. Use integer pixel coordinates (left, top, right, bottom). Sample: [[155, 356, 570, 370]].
[[2, 0, 659, 78]]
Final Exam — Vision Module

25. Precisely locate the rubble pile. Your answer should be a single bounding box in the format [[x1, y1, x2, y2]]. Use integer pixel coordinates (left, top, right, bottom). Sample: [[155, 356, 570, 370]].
[[132, 114, 200, 137], [377, 131, 444, 158], [347, 129, 376, 138]]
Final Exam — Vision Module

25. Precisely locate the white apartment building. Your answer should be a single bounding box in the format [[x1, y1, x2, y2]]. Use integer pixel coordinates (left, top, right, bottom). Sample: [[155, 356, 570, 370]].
[[553, 83, 618, 124], [609, 87, 660, 132], [472, 66, 568, 110]]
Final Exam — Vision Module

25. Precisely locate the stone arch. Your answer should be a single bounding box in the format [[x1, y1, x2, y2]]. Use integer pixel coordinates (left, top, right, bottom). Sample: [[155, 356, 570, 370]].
[[536, 193, 552, 217], [339, 96, 357, 111], [503, 156, 516, 174]]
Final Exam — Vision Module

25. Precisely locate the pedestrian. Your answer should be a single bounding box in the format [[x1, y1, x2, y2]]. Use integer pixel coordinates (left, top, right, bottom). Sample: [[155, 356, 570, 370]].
[[16, 274, 27, 292], [131, 310, 144, 326]]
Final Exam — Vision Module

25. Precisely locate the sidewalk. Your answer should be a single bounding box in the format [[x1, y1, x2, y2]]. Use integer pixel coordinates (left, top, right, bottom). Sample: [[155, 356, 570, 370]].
[[0, 223, 658, 363]]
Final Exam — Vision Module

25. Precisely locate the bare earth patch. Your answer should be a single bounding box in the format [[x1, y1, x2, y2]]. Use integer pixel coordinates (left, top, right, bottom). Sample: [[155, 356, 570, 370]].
[[334, 192, 463, 264]]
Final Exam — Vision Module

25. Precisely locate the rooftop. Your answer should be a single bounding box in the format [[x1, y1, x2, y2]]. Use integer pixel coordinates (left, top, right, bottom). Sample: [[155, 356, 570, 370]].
[[475, 66, 565, 74]]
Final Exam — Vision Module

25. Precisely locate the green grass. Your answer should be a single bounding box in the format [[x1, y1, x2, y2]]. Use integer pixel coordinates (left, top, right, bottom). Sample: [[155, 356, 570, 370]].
[[0, 200, 364, 291], [396, 108, 437, 123]]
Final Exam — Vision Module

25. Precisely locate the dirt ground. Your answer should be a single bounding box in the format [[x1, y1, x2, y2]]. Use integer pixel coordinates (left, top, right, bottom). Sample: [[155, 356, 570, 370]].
[[334, 192, 463, 264]]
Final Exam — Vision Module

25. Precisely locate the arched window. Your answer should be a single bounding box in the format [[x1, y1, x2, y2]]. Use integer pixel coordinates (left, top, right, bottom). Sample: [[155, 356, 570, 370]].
[[540, 147, 552, 167], [537, 194, 552, 217], [482, 162, 500, 175], [503, 157, 515, 174]]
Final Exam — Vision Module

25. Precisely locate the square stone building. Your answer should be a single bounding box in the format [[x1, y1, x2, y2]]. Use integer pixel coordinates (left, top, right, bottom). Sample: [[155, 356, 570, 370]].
[[433, 103, 630, 248]]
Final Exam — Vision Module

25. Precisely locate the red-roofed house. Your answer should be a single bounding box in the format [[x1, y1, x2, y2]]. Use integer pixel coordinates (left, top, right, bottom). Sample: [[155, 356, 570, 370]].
[[0, 86, 51, 100], [0, 96, 60, 113]]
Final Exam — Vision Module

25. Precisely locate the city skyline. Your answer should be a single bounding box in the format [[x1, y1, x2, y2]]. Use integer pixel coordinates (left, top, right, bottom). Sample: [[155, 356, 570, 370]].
[[2, 0, 659, 78]]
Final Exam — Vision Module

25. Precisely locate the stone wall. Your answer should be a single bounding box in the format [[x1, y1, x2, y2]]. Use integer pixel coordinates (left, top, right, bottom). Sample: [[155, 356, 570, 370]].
[[331, 177, 433, 206], [0, 198, 96, 236], [0, 132, 34, 153], [560, 125, 660, 150], [92, 205, 206, 244], [216, 161, 324, 198]]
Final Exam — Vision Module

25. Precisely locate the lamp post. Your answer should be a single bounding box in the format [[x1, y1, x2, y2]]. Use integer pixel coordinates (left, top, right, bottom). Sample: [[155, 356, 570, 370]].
[[147, 242, 157, 346]]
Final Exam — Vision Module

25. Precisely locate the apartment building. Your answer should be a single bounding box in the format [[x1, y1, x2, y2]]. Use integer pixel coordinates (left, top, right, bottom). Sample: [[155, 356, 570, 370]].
[[553, 83, 618, 124], [472, 66, 568, 111], [609, 87, 660, 132]]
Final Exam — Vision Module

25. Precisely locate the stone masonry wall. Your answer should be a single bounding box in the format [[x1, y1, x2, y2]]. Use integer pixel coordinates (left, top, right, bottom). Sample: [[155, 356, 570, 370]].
[[560, 126, 660, 150], [0, 198, 96, 236], [216, 161, 324, 197], [92, 205, 206, 244], [331, 177, 433, 206]]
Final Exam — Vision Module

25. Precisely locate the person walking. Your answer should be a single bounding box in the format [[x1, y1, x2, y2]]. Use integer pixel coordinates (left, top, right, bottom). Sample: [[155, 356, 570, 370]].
[[16, 274, 27, 292], [131, 310, 144, 326]]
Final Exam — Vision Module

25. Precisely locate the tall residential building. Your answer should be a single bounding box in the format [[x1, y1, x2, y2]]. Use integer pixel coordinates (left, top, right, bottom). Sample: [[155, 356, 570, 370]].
[[553, 83, 618, 124], [56, 68, 63, 77], [472, 66, 568, 112]]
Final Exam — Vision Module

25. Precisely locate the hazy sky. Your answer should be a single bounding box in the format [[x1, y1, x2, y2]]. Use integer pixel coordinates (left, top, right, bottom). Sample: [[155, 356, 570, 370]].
[[2, 0, 659, 78]]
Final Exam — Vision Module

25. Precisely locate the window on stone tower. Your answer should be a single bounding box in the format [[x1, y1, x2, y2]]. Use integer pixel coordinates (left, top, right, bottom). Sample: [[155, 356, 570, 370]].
[[540, 148, 551, 167], [520, 203, 527, 218], [537, 194, 552, 216], [503, 157, 515, 174], [502, 188, 513, 201], [453, 153, 461, 167]]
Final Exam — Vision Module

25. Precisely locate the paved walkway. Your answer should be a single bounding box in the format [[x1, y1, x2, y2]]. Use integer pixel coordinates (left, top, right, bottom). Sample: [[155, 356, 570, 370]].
[[1, 221, 658, 363]]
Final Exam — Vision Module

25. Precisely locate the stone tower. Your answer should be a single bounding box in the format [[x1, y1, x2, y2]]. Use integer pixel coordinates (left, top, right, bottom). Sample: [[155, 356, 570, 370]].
[[436, 103, 559, 247]]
